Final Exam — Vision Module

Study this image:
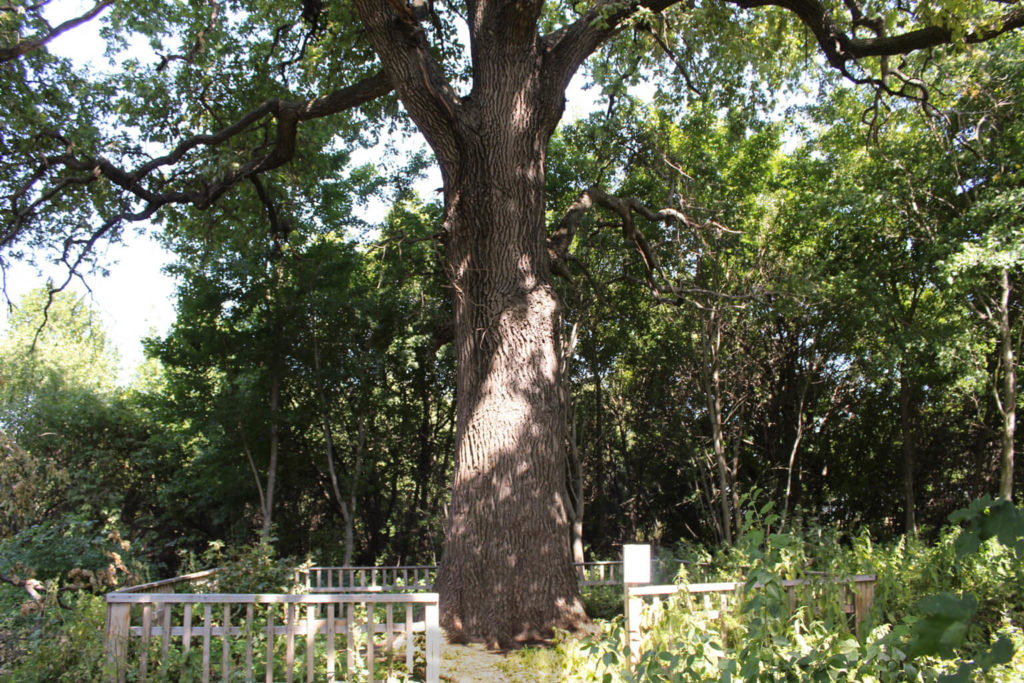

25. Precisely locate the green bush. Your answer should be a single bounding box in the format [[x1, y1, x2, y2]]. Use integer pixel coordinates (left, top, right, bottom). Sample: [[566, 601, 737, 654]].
[[0, 539, 308, 681], [583, 585, 623, 620], [195, 538, 308, 594], [0, 514, 139, 586], [2, 593, 108, 683]]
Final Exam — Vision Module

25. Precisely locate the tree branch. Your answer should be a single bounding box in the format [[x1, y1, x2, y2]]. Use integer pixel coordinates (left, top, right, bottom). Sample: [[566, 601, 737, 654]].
[[350, 0, 462, 168], [730, 0, 1024, 71], [3, 70, 392, 279], [4, 71, 393, 327], [21, 70, 390, 217], [0, 0, 112, 63], [549, 185, 748, 308], [545, 0, 1023, 101], [543, 0, 678, 93]]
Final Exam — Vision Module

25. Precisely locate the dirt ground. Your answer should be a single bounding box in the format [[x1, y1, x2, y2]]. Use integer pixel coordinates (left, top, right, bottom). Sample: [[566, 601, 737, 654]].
[[439, 641, 564, 682]]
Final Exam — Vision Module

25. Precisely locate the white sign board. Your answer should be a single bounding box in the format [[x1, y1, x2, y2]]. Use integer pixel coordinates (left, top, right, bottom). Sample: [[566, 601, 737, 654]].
[[622, 544, 651, 584]]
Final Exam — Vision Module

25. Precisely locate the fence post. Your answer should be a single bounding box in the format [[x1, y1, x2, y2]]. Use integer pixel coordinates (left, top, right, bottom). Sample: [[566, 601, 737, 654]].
[[425, 600, 440, 683], [623, 544, 650, 666], [854, 576, 875, 635], [104, 599, 131, 683]]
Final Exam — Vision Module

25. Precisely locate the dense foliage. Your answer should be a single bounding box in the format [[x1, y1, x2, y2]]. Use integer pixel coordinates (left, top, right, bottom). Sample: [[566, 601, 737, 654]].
[[553, 498, 1024, 681], [1, 0, 1022, 670]]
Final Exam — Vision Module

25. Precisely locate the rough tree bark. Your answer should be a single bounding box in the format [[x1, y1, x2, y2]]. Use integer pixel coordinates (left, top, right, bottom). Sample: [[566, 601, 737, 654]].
[[349, 0, 611, 645], [434, 118, 586, 646]]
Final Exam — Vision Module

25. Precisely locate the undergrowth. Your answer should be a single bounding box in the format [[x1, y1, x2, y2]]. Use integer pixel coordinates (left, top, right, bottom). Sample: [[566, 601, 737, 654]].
[[3, 500, 1023, 681], [554, 495, 1024, 682]]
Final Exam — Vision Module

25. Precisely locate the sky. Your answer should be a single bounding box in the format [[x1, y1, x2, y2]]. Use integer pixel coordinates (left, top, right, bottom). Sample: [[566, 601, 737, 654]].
[[2, 0, 601, 384]]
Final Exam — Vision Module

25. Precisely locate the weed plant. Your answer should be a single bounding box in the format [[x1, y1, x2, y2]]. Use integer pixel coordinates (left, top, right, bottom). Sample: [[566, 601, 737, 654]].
[[555, 496, 1024, 682]]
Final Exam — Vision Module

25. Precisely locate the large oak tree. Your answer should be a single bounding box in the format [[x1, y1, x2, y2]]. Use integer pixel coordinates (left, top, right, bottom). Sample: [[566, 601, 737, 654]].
[[2, 0, 1023, 646]]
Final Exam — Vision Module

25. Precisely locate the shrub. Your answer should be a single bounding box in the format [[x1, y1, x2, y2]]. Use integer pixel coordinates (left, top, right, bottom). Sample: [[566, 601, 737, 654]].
[[554, 497, 1024, 682], [3, 593, 108, 682]]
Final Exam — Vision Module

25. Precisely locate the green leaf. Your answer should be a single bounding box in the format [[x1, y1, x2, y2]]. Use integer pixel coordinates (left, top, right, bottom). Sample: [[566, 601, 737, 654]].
[[917, 592, 978, 621], [906, 593, 977, 658], [740, 653, 760, 679], [718, 658, 737, 683], [937, 662, 975, 683], [975, 635, 1016, 671]]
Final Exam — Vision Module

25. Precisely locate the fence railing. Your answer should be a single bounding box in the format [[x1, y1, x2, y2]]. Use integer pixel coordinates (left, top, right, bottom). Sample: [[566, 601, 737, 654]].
[[620, 544, 876, 665], [112, 568, 223, 594], [577, 558, 719, 586], [575, 560, 623, 586], [104, 589, 440, 683], [298, 566, 437, 593], [299, 562, 629, 591]]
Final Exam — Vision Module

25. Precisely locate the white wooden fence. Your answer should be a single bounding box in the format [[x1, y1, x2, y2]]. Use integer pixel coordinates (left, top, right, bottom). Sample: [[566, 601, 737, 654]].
[[575, 560, 623, 586], [103, 559, 630, 681], [299, 562, 626, 591], [621, 544, 877, 664], [105, 584, 440, 683], [298, 566, 437, 593], [576, 558, 715, 586]]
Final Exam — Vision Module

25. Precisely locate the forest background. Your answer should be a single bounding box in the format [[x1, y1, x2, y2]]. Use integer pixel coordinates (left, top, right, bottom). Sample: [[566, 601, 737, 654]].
[[0, 0, 1022, 676]]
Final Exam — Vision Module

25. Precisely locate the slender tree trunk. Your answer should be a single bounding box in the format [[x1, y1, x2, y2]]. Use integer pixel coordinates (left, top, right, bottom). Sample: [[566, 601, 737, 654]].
[[900, 371, 917, 536], [238, 422, 267, 520], [701, 308, 732, 545], [562, 323, 585, 565], [399, 353, 437, 564], [731, 430, 742, 540], [261, 368, 281, 542], [341, 418, 367, 566], [781, 374, 810, 527], [567, 401, 585, 565], [996, 269, 1016, 501], [312, 333, 361, 566], [570, 502, 585, 565], [591, 358, 605, 540]]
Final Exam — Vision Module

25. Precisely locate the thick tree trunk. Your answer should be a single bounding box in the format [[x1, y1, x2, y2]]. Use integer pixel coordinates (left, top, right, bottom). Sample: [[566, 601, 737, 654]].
[[432, 107, 586, 646], [349, 0, 595, 644]]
